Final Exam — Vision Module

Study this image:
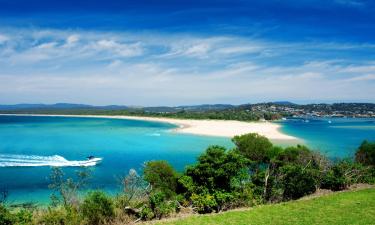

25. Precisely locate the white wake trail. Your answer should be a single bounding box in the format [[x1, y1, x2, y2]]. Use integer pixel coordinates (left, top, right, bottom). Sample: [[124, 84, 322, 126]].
[[0, 154, 101, 167]]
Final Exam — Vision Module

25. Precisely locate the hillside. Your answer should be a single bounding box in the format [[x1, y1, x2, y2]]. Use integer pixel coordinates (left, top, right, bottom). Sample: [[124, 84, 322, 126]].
[[159, 188, 375, 225]]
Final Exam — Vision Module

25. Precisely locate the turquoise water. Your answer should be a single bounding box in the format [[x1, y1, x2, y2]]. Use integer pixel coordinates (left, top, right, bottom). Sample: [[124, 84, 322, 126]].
[[278, 117, 375, 158], [0, 115, 232, 204], [0, 115, 374, 204]]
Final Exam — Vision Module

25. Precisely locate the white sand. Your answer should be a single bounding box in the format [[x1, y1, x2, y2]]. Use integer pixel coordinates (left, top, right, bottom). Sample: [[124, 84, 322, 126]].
[[1, 114, 297, 140]]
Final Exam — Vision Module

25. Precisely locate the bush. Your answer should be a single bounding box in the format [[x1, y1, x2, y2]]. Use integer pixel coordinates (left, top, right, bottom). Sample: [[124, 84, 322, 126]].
[[280, 164, 318, 200], [213, 191, 234, 211], [321, 167, 346, 191], [36, 207, 70, 225], [0, 205, 33, 225], [13, 209, 33, 225], [148, 192, 175, 219], [0, 205, 13, 225], [81, 191, 114, 225], [144, 161, 178, 198], [355, 140, 375, 166], [139, 206, 154, 221], [191, 193, 217, 213], [322, 160, 373, 191]]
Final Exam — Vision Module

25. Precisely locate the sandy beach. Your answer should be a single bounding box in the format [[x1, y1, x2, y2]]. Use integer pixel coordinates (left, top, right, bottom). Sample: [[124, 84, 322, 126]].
[[1, 114, 297, 140]]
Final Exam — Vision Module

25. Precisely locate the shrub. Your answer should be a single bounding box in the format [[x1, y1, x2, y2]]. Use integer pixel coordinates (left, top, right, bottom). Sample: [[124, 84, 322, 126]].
[[213, 191, 234, 211], [36, 206, 83, 225], [321, 167, 346, 191], [280, 164, 318, 200], [81, 191, 114, 225], [144, 161, 178, 198], [355, 140, 375, 166], [0, 205, 13, 225], [13, 209, 33, 225], [148, 192, 175, 219], [191, 193, 217, 213], [139, 206, 154, 221], [322, 160, 373, 191]]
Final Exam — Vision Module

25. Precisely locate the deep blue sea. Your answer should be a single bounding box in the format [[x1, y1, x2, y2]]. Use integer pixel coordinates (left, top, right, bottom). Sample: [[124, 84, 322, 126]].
[[0, 115, 374, 204]]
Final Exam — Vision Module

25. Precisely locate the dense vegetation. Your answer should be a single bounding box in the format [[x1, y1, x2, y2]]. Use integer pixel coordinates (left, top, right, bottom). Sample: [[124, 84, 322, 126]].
[[161, 188, 375, 225], [0, 107, 279, 121], [1, 135, 374, 225], [1, 102, 374, 121]]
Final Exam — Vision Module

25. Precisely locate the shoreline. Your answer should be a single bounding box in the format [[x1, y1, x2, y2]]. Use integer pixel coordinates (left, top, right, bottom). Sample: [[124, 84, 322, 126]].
[[0, 114, 298, 141]]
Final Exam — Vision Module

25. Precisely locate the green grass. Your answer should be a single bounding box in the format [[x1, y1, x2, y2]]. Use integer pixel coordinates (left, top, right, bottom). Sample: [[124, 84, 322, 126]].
[[162, 188, 375, 225]]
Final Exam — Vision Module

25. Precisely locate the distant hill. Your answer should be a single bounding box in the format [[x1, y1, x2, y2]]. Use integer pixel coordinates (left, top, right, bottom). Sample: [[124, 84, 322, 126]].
[[0, 103, 234, 113], [0, 103, 129, 111]]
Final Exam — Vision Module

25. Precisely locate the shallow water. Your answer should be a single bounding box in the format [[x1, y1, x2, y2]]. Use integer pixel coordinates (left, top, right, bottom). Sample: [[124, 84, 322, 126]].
[[0, 115, 232, 204]]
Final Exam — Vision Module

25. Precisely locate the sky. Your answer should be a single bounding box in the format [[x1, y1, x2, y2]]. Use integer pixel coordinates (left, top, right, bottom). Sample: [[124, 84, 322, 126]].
[[0, 0, 374, 106]]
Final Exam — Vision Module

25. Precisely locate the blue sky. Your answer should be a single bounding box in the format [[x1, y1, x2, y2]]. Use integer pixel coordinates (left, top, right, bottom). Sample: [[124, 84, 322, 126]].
[[0, 0, 374, 105]]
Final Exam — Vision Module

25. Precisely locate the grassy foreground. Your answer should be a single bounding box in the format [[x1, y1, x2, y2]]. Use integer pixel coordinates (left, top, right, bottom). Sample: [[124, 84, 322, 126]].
[[160, 188, 375, 225]]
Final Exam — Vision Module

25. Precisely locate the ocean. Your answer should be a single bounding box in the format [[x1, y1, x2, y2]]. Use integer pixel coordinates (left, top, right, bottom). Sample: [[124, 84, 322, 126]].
[[0, 115, 374, 204]]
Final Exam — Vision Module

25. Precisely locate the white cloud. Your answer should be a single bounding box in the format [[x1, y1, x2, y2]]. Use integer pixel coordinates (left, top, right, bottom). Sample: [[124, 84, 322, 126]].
[[344, 74, 375, 82], [0, 28, 374, 105], [0, 34, 9, 44]]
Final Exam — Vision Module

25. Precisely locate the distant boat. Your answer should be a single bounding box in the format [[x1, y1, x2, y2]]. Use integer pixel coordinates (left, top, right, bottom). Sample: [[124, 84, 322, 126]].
[[328, 120, 332, 124], [81, 156, 103, 166]]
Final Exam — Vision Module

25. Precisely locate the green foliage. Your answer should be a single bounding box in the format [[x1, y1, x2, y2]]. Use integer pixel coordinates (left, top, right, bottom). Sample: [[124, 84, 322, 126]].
[[139, 206, 154, 221], [144, 161, 178, 198], [191, 193, 217, 213], [81, 191, 114, 225], [117, 169, 150, 208], [186, 146, 249, 193], [355, 140, 375, 166], [232, 133, 274, 163], [13, 209, 33, 225], [0, 205, 13, 225], [322, 160, 373, 191], [280, 164, 318, 200], [36, 207, 82, 225], [0, 205, 33, 225], [49, 167, 91, 207], [321, 166, 347, 191], [276, 145, 313, 165], [148, 192, 175, 219], [177, 175, 195, 198]]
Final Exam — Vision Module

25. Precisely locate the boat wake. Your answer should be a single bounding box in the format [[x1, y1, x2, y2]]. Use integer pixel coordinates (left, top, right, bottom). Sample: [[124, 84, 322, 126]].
[[0, 154, 102, 167]]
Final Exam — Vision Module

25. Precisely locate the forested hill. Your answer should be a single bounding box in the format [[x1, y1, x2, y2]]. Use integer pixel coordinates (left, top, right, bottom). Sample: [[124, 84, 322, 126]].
[[0, 102, 374, 121]]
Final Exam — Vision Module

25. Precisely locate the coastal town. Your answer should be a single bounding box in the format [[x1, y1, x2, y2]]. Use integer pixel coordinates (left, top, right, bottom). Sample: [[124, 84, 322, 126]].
[[247, 103, 375, 118]]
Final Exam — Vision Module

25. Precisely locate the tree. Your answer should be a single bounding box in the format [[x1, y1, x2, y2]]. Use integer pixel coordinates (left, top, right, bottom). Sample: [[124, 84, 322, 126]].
[[232, 133, 274, 163], [81, 191, 115, 225], [185, 146, 250, 193], [119, 169, 150, 206], [355, 140, 375, 166], [144, 161, 178, 198], [48, 167, 91, 207]]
